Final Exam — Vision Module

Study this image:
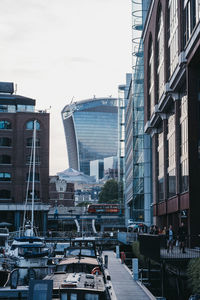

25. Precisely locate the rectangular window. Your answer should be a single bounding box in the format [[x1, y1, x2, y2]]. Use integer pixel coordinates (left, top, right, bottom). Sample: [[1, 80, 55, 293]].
[[167, 113, 176, 197], [180, 95, 189, 192], [157, 130, 164, 201]]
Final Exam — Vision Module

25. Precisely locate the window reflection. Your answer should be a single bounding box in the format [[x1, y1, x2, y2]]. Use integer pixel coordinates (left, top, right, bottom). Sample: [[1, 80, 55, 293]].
[[180, 95, 189, 192], [157, 129, 164, 201], [26, 120, 40, 130], [167, 112, 176, 197]]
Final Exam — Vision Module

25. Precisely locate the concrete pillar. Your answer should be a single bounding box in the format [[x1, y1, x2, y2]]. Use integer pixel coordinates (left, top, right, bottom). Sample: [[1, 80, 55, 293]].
[[132, 258, 138, 280]]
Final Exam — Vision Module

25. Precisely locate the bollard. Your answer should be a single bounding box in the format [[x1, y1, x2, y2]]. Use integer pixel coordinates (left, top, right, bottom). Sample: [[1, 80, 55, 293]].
[[116, 245, 120, 258], [132, 258, 138, 280], [104, 255, 108, 268]]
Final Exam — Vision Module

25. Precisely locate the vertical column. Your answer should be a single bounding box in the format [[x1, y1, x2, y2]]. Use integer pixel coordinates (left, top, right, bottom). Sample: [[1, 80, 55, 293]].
[[162, 115, 168, 202], [144, 134, 152, 226], [151, 129, 158, 224], [173, 94, 180, 196]]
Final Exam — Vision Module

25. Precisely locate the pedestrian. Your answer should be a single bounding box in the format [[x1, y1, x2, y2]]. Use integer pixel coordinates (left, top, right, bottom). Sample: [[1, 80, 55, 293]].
[[178, 222, 187, 253], [166, 225, 174, 253], [120, 251, 126, 264]]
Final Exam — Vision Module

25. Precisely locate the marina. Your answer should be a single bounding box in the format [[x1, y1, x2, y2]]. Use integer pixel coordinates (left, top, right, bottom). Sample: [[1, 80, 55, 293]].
[[0, 234, 156, 300]]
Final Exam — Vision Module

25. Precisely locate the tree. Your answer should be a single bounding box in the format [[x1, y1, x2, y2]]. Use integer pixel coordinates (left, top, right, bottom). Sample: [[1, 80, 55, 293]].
[[98, 179, 119, 203]]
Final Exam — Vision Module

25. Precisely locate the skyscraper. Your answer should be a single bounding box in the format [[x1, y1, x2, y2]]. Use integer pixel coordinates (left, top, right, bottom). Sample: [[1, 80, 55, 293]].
[[62, 98, 118, 175]]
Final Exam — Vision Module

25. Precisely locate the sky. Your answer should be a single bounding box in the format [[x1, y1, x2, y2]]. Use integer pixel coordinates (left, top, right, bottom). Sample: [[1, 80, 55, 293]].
[[0, 0, 132, 175]]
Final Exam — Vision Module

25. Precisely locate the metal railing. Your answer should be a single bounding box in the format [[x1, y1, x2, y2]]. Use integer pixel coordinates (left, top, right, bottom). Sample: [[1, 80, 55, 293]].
[[139, 234, 200, 261]]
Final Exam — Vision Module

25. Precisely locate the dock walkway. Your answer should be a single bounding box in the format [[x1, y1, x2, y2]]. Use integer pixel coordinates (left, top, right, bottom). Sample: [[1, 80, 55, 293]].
[[103, 251, 156, 300]]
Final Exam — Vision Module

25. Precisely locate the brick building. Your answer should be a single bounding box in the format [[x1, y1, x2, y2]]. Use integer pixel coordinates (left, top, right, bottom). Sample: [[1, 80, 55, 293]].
[[0, 82, 49, 232], [49, 176, 74, 207], [143, 0, 200, 244]]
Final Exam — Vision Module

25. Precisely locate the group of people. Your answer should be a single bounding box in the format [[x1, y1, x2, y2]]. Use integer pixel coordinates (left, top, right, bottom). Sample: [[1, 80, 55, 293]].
[[149, 222, 187, 253]]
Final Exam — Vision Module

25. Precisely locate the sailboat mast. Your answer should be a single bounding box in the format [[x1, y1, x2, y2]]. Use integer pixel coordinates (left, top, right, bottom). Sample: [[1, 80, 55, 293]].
[[31, 120, 36, 232]]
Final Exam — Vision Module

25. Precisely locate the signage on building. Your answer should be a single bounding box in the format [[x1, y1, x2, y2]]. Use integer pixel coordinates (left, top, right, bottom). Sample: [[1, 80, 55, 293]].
[[181, 210, 187, 218]]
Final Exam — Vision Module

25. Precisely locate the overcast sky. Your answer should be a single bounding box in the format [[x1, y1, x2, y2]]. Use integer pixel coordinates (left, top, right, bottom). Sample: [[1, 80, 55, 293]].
[[0, 0, 132, 174]]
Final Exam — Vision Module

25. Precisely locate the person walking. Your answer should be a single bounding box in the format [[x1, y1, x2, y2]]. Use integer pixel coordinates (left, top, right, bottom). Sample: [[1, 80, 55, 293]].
[[166, 225, 174, 253], [178, 222, 187, 253]]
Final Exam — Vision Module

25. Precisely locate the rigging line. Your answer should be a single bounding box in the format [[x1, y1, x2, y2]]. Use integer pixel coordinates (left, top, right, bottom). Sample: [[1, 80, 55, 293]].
[[31, 120, 36, 232], [23, 134, 34, 231]]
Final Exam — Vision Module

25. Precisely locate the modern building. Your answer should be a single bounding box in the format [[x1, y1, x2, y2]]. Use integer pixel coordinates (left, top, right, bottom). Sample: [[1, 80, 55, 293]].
[[125, 0, 152, 227], [90, 159, 104, 181], [49, 176, 74, 207], [0, 82, 49, 232], [143, 0, 200, 244], [118, 74, 132, 224], [61, 98, 118, 176]]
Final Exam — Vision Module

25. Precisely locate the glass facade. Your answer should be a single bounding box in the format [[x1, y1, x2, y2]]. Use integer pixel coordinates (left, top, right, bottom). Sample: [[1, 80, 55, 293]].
[[125, 0, 152, 226], [62, 98, 118, 175]]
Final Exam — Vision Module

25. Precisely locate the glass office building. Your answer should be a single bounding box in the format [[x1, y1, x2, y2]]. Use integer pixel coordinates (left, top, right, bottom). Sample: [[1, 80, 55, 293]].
[[62, 98, 118, 175], [125, 0, 152, 226]]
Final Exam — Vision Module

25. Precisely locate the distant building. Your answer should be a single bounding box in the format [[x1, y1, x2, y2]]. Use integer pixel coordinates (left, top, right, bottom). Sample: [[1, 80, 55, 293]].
[[90, 160, 104, 181], [0, 82, 49, 232], [49, 176, 74, 207], [61, 98, 118, 175], [104, 156, 118, 180]]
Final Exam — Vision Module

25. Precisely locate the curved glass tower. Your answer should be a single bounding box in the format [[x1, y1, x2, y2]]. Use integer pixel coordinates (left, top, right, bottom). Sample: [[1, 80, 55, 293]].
[[62, 98, 118, 175]]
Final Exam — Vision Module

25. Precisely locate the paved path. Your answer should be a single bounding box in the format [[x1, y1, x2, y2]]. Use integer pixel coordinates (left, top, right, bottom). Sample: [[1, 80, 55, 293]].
[[103, 251, 156, 300]]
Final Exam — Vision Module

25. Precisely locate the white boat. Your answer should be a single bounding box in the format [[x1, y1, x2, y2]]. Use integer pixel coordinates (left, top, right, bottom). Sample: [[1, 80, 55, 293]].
[[6, 121, 49, 283]]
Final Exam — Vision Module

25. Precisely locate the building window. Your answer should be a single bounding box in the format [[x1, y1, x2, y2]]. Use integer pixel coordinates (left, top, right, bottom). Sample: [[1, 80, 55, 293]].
[[167, 112, 176, 197], [28, 190, 40, 200], [168, 0, 178, 77], [26, 120, 40, 130], [26, 173, 40, 182], [157, 129, 164, 202], [180, 95, 189, 192], [0, 189, 11, 199], [0, 155, 11, 164], [26, 137, 40, 147], [0, 173, 11, 181], [184, 0, 200, 43], [26, 155, 40, 165], [59, 193, 64, 200], [148, 39, 155, 117], [0, 120, 11, 129], [0, 137, 11, 147], [156, 6, 165, 101]]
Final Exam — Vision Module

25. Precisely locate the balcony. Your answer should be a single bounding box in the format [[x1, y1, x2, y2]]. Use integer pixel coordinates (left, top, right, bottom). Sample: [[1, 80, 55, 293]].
[[139, 234, 200, 261]]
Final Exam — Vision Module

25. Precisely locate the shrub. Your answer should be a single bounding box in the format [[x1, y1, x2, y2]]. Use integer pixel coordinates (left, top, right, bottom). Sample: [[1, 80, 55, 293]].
[[187, 258, 200, 294]]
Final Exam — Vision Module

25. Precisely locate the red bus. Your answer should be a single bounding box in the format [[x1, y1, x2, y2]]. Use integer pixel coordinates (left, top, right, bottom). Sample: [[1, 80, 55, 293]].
[[87, 203, 122, 214]]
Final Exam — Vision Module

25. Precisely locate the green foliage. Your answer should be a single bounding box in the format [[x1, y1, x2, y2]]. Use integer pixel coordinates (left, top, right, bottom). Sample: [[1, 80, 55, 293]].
[[98, 179, 119, 203], [76, 201, 90, 207], [131, 241, 146, 267], [187, 258, 200, 294]]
